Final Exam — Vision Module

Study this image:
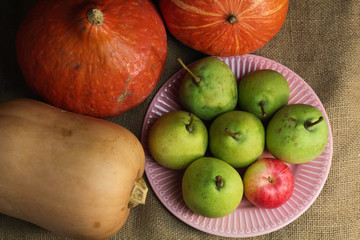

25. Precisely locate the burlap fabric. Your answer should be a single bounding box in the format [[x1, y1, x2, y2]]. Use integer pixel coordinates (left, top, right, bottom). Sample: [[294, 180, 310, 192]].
[[1, 0, 359, 239]]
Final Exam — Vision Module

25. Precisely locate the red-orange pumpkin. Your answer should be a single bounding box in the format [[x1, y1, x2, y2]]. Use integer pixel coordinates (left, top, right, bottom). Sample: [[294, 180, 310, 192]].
[[159, 0, 289, 56], [16, 0, 167, 118]]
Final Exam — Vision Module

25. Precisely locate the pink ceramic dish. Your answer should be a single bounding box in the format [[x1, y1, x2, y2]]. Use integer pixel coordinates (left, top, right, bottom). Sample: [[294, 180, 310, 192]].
[[140, 54, 333, 238]]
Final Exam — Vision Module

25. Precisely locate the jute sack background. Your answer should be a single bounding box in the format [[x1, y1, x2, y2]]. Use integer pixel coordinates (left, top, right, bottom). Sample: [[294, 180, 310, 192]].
[[0, 0, 359, 239]]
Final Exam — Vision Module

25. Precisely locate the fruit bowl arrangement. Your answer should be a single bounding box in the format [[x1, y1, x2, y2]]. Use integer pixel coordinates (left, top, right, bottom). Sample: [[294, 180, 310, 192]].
[[141, 54, 333, 237], [1, 0, 335, 239]]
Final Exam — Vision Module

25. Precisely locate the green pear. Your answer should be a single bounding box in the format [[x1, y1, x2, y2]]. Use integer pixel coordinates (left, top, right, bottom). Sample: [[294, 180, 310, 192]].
[[182, 157, 243, 218], [266, 104, 329, 164], [148, 110, 208, 170], [238, 69, 290, 122], [178, 57, 238, 121], [209, 111, 265, 168]]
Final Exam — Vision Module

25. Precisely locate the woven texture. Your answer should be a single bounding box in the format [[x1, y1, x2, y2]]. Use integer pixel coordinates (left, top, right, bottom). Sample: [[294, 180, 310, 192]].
[[0, 0, 359, 239]]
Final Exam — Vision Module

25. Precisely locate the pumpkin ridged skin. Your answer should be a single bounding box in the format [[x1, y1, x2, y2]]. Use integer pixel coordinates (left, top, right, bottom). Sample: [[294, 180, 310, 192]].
[[0, 99, 145, 240], [159, 0, 289, 56], [16, 0, 167, 118]]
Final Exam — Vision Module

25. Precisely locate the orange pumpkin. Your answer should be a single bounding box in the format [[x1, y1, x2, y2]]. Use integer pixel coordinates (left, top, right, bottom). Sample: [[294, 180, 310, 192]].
[[159, 0, 289, 56], [16, 0, 167, 118], [0, 98, 147, 240]]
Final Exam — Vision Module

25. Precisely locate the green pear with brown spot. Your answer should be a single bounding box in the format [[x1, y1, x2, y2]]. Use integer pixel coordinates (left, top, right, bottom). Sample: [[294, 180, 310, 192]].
[[266, 104, 329, 164]]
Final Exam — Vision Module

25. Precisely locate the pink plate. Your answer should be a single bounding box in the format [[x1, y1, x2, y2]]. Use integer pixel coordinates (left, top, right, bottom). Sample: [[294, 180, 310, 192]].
[[141, 54, 333, 238]]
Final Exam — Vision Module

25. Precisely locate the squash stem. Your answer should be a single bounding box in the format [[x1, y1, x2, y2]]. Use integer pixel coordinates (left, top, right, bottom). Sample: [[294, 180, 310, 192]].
[[128, 177, 148, 208]]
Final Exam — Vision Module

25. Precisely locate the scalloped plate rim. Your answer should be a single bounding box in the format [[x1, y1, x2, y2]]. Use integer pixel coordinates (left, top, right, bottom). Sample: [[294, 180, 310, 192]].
[[140, 54, 333, 238]]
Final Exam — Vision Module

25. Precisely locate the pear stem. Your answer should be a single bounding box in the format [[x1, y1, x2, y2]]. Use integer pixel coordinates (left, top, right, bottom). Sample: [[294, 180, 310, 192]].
[[225, 128, 239, 141], [215, 175, 224, 190], [304, 116, 324, 130], [186, 113, 194, 133], [177, 58, 201, 85], [259, 100, 267, 118]]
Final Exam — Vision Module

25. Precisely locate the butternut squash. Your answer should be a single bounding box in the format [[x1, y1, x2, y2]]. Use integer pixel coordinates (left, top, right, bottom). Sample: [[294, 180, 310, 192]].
[[0, 98, 147, 240]]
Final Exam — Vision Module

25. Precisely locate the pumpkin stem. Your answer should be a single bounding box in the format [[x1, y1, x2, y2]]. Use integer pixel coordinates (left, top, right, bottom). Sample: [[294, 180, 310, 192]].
[[128, 177, 148, 208], [87, 8, 104, 26], [227, 14, 238, 25]]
